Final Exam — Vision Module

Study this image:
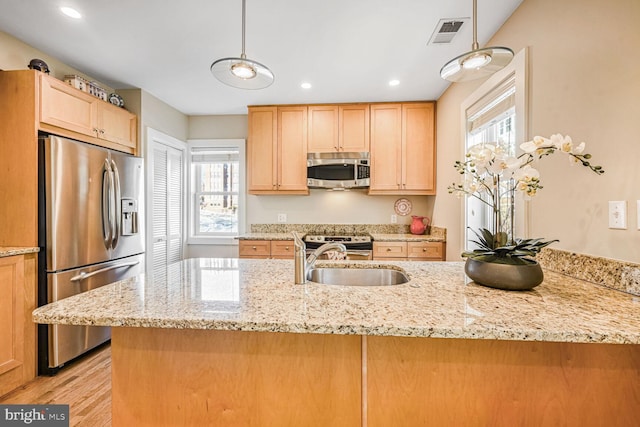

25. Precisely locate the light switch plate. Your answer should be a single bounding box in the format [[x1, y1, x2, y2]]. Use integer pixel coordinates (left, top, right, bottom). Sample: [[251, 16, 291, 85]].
[[608, 201, 627, 229]]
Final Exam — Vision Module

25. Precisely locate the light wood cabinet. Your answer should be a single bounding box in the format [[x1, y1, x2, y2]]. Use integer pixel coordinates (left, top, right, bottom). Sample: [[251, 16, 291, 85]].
[[369, 102, 436, 195], [247, 106, 308, 195], [238, 240, 294, 259], [0, 253, 37, 397], [238, 240, 271, 259], [307, 104, 369, 153], [40, 74, 137, 152], [373, 241, 445, 261], [0, 70, 139, 247], [270, 240, 296, 259]]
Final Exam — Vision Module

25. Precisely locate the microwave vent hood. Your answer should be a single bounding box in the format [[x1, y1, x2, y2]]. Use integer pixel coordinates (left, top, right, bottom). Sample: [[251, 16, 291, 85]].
[[307, 152, 370, 189]]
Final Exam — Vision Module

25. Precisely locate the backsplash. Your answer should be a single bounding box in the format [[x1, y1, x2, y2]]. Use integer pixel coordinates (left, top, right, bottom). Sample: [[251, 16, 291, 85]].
[[538, 248, 640, 296], [250, 224, 446, 240]]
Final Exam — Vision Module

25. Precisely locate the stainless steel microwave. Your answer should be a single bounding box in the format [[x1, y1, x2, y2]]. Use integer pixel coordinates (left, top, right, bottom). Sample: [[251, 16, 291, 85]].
[[307, 152, 370, 189]]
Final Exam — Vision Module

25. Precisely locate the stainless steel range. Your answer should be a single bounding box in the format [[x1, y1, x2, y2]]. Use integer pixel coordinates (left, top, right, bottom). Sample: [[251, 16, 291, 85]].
[[303, 234, 373, 260]]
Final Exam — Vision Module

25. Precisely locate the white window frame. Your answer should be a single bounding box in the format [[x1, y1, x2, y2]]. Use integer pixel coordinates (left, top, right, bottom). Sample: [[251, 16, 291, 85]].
[[459, 48, 529, 253], [187, 139, 246, 245]]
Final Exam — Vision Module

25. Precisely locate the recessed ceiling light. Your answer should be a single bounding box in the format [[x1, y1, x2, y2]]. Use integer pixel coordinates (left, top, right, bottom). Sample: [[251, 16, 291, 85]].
[[60, 6, 82, 19], [389, 79, 400, 86], [301, 82, 312, 89]]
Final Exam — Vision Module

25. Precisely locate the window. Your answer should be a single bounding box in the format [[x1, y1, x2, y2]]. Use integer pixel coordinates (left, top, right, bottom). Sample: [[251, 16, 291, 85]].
[[188, 140, 246, 244], [460, 49, 528, 252]]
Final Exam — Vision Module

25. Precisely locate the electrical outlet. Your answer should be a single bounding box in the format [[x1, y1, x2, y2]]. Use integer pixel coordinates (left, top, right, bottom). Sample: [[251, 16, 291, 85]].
[[391, 214, 397, 224], [608, 201, 627, 229], [277, 213, 287, 223]]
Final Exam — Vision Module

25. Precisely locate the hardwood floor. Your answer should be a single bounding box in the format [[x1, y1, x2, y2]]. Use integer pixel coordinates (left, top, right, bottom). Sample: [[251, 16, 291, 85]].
[[0, 343, 111, 427]]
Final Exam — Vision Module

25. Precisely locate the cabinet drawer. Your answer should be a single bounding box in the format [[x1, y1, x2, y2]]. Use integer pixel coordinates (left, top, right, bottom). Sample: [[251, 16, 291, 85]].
[[407, 242, 444, 260], [373, 242, 407, 258], [271, 240, 295, 259], [239, 240, 271, 258]]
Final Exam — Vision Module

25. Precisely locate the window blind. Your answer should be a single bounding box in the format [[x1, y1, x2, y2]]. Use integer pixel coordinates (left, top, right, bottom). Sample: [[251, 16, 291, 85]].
[[466, 74, 516, 135]]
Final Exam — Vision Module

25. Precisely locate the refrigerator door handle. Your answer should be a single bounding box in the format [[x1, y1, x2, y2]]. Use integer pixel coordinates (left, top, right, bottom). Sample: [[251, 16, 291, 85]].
[[101, 159, 113, 249], [111, 159, 122, 249], [69, 261, 140, 282]]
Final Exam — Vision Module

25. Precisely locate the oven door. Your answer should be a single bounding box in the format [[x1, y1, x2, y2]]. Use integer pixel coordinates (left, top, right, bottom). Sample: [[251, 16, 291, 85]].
[[305, 249, 372, 261]]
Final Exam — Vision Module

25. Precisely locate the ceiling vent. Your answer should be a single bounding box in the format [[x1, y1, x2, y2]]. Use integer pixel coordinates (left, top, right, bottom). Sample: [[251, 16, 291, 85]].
[[428, 18, 468, 45]]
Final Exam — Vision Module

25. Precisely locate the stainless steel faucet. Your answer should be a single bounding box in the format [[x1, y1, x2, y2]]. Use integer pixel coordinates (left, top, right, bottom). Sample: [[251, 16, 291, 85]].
[[293, 232, 347, 284]]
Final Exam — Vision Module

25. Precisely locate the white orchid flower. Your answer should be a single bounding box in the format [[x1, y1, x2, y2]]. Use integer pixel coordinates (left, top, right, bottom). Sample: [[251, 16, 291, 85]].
[[513, 164, 540, 182], [520, 136, 548, 153], [572, 142, 585, 154], [549, 133, 565, 149]]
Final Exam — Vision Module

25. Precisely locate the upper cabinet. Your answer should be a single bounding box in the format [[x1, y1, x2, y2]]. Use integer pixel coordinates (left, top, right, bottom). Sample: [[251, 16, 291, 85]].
[[39, 74, 137, 152], [369, 102, 436, 195], [247, 106, 309, 195], [307, 104, 369, 153], [247, 101, 435, 196]]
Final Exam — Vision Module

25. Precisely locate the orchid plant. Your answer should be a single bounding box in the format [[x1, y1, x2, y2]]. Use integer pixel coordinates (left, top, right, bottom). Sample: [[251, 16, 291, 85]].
[[448, 134, 604, 264]]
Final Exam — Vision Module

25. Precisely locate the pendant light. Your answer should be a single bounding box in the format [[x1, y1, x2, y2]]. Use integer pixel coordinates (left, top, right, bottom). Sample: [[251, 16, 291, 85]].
[[440, 0, 513, 83], [210, 0, 274, 89]]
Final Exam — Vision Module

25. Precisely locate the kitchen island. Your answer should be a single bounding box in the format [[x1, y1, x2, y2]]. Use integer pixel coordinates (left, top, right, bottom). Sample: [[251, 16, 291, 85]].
[[33, 258, 640, 426]]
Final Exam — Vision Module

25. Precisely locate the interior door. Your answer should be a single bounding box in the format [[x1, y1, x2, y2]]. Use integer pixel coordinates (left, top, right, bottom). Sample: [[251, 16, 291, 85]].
[[149, 141, 184, 274]]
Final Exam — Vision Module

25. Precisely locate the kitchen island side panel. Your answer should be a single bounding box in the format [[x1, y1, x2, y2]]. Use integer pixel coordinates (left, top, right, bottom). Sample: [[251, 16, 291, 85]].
[[111, 327, 362, 427], [367, 336, 640, 427]]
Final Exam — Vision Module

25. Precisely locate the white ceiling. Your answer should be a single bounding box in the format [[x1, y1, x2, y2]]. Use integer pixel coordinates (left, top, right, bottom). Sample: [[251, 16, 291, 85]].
[[0, 0, 523, 115]]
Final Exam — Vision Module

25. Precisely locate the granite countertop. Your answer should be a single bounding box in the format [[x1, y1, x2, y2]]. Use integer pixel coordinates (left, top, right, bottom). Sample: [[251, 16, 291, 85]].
[[0, 246, 40, 258], [369, 233, 445, 242], [33, 258, 640, 344], [236, 233, 297, 241], [237, 233, 446, 242]]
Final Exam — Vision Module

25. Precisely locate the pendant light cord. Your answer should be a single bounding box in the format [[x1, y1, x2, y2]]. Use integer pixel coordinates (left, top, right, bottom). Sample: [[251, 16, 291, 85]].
[[240, 0, 247, 59], [472, 0, 479, 50]]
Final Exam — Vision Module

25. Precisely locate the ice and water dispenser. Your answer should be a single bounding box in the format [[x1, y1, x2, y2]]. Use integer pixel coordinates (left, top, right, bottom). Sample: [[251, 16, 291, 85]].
[[121, 198, 139, 235]]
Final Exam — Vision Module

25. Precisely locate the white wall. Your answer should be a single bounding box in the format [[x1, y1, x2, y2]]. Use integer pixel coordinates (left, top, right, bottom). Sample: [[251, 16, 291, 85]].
[[0, 30, 113, 91], [185, 114, 436, 258], [435, 0, 640, 263]]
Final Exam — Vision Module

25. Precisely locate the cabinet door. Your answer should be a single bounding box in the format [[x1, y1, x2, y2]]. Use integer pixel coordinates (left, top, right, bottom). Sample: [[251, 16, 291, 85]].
[[340, 105, 369, 152], [407, 241, 444, 260], [97, 103, 137, 149], [248, 107, 278, 193], [402, 103, 436, 193], [39, 74, 97, 138], [239, 240, 271, 258], [308, 106, 339, 153], [0, 255, 25, 397], [271, 240, 295, 259], [369, 104, 402, 192], [277, 106, 308, 192], [372, 242, 406, 259]]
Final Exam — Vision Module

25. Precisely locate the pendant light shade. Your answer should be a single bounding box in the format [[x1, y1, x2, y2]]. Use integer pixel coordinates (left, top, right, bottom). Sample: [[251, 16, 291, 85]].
[[211, 0, 274, 89], [440, 0, 513, 83]]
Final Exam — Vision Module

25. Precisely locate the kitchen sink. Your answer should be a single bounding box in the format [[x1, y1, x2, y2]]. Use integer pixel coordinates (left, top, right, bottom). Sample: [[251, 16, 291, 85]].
[[307, 267, 409, 286]]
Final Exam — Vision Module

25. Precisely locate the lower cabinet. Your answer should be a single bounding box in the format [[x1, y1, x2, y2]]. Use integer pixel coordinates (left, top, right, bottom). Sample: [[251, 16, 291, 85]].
[[239, 240, 294, 259], [373, 241, 445, 261], [0, 253, 37, 397], [111, 328, 640, 427]]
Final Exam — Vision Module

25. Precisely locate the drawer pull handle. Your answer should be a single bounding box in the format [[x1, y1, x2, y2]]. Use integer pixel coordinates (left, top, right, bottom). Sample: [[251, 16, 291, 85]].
[[386, 248, 391, 252], [423, 248, 427, 252], [252, 246, 257, 250]]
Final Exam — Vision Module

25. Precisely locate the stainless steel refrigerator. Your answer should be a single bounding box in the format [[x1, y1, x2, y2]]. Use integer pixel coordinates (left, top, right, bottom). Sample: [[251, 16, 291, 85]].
[[38, 135, 145, 373]]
